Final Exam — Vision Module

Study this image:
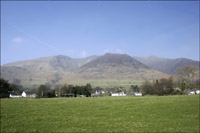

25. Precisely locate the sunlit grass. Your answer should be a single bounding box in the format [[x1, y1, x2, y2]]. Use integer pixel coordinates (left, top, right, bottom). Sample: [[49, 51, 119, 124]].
[[1, 95, 199, 132]]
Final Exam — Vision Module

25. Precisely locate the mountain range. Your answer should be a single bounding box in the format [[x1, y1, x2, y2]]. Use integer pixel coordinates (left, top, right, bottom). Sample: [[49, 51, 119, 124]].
[[1, 53, 199, 88], [134, 56, 199, 75]]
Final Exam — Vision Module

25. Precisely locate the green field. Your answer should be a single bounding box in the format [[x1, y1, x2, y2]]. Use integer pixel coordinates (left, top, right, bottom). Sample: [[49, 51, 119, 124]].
[[1, 95, 199, 132]]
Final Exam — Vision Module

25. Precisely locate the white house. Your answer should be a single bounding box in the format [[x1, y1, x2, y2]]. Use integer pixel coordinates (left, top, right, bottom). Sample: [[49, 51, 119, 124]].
[[9, 91, 36, 98], [111, 91, 127, 96], [135, 92, 142, 96], [9, 93, 22, 98], [22, 91, 27, 97], [189, 90, 200, 95], [189, 91, 195, 95], [95, 90, 105, 94]]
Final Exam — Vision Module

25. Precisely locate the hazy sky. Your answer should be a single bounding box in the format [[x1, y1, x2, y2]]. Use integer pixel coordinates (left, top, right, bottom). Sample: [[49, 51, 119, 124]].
[[1, 1, 199, 64]]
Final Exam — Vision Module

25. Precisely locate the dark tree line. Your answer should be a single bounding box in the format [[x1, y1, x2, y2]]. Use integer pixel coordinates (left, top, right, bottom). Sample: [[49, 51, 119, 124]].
[[0, 78, 24, 98], [36, 84, 55, 98], [130, 85, 140, 93], [0, 78, 93, 98], [36, 83, 93, 98], [141, 77, 180, 96], [55, 83, 93, 97]]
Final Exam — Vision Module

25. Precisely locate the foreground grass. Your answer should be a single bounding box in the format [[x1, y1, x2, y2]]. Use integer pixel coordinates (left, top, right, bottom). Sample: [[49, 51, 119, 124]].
[[1, 95, 199, 132]]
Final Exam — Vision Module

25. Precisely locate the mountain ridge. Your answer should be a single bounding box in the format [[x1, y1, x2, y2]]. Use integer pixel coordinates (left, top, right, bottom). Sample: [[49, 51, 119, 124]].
[[62, 53, 169, 81], [134, 56, 199, 75], [1, 53, 199, 88]]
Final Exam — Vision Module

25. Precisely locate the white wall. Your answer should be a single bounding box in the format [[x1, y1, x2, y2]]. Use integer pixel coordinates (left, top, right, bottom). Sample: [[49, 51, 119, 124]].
[[111, 92, 127, 96], [22, 91, 26, 97]]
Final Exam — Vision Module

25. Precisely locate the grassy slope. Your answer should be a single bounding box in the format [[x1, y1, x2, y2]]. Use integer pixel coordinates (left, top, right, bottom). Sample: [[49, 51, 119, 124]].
[[2, 55, 98, 86], [1, 95, 199, 132], [59, 79, 144, 89]]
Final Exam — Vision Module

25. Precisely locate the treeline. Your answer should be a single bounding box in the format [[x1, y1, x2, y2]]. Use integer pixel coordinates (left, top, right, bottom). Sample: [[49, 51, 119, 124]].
[[36, 84, 55, 98], [140, 77, 199, 96], [0, 78, 24, 98], [36, 83, 92, 98], [141, 77, 177, 96], [1, 63, 199, 98], [0, 78, 93, 98]]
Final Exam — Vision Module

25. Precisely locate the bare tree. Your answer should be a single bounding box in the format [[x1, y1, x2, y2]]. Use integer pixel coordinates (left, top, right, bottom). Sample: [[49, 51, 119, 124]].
[[176, 65, 199, 91]]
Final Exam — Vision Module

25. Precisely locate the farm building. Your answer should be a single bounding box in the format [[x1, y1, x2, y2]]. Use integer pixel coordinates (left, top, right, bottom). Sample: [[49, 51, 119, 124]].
[[9, 91, 22, 98], [95, 90, 105, 94], [188, 90, 200, 95], [9, 91, 36, 98], [135, 92, 142, 96], [111, 91, 127, 96], [22, 91, 26, 97]]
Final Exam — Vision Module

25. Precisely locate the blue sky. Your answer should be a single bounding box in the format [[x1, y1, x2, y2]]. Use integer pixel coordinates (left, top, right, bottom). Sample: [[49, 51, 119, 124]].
[[1, 1, 199, 64]]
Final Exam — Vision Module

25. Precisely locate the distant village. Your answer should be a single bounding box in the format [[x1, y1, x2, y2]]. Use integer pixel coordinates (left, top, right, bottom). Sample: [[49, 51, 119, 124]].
[[9, 89, 142, 98], [9, 87, 200, 98], [1, 63, 200, 99]]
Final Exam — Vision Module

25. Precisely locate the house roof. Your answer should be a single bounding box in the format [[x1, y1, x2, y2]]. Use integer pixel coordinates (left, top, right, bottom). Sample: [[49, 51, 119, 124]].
[[9, 91, 20, 95]]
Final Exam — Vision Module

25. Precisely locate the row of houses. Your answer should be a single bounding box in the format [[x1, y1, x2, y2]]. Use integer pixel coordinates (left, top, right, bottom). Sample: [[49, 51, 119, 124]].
[[9, 90, 142, 98], [94, 90, 142, 97], [111, 92, 142, 96], [9, 89, 200, 98], [188, 90, 200, 95]]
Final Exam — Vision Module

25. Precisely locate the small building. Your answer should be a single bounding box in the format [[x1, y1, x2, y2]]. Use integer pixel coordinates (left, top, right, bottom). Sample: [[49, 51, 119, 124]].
[[111, 91, 127, 96], [9, 91, 22, 98], [95, 90, 105, 94], [22, 91, 27, 97], [187, 89, 200, 95], [9, 91, 36, 98], [135, 92, 142, 96], [189, 91, 195, 95]]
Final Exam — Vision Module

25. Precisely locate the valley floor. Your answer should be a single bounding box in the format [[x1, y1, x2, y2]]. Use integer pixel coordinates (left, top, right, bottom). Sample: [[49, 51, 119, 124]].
[[0, 95, 199, 132]]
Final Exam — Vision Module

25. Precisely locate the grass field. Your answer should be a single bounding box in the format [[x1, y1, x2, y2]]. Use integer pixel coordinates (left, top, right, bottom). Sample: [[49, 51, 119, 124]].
[[1, 95, 199, 132]]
